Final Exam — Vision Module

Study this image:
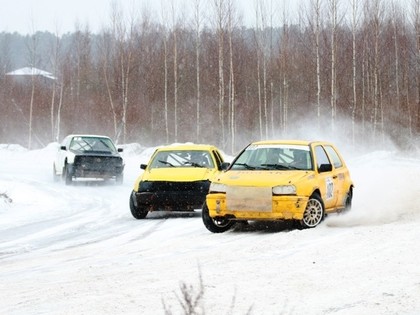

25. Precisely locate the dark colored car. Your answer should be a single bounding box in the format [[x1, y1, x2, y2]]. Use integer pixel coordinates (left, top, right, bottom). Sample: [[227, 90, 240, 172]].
[[53, 135, 124, 185]]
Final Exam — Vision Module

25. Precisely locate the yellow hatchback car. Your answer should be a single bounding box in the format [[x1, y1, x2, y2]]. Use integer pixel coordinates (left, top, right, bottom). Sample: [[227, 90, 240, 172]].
[[130, 144, 225, 219], [202, 140, 354, 232]]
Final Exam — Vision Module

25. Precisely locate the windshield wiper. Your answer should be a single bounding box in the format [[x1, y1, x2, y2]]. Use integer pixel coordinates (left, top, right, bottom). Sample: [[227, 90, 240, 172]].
[[158, 160, 175, 167], [233, 163, 257, 170], [184, 161, 204, 168], [261, 163, 291, 170]]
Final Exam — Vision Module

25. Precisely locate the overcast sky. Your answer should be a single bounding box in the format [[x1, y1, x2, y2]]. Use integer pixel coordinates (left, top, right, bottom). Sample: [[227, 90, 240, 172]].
[[0, 0, 300, 35], [0, 0, 414, 35]]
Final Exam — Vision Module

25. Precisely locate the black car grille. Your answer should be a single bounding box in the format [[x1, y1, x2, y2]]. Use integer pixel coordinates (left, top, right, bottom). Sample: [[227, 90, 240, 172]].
[[139, 180, 210, 193], [74, 156, 123, 170]]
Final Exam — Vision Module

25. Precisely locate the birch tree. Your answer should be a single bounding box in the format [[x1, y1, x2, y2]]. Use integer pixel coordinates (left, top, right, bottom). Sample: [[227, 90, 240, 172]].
[[171, 0, 179, 142], [193, 0, 202, 142], [49, 28, 61, 141], [161, 2, 170, 143], [310, 0, 322, 130], [279, 3, 290, 134], [329, 0, 338, 132], [213, 0, 227, 146], [254, 0, 270, 139], [227, 0, 236, 152], [351, 0, 360, 145], [414, 0, 420, 132], [26, 29, 39, 149]]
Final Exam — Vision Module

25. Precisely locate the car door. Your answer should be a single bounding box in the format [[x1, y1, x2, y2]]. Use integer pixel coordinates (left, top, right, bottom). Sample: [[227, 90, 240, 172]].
[[324, 145, 347, 208], [313, 145, 338, 209]]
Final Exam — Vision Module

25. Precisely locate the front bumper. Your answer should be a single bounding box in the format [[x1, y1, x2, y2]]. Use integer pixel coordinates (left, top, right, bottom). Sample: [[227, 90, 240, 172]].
[[133, 180, 210, 211], [71, 157, 124, 179], [206, 192, 309, 221]]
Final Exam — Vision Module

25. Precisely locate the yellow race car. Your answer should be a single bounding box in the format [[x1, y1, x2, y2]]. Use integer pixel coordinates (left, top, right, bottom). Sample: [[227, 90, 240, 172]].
[[202, 140, 354, 232], [130, 144, 225, 219]]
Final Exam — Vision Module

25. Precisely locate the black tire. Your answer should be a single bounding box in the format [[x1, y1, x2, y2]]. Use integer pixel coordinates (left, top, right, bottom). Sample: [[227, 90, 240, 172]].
[[64, 164, 73, 185], [299, 193, 325, 228], [129, 191, 148, 219], [202, 202, 234, 233], [343, 188, 353, 212]]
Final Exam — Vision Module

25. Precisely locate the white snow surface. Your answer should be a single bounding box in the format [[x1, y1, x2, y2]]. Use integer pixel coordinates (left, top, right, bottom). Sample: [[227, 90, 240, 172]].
[[1, 142, 420, 315]]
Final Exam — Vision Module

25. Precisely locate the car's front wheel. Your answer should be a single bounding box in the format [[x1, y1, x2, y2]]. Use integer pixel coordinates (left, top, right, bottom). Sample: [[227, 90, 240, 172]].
[[52, 164, 60, 182], [129, 191, 148, 219], [116, 173, 124, 185], [202, 203, 234, 233], [299, 193, 325, 228]]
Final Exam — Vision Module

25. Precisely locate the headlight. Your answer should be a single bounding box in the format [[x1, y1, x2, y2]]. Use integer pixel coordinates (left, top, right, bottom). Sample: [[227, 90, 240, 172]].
[[138, 181, 153, 192], [209, 182, 227, 193], [272, 185, 296, 195]]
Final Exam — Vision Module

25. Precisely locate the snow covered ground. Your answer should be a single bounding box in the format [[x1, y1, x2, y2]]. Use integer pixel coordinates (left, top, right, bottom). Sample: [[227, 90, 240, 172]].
[[1, 142, 420, 314]]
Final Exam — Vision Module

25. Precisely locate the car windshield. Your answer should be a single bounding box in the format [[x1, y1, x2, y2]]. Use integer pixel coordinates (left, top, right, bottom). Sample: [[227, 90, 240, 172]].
[[69, 137, 117, 153], [149, 150, 214, 169], [230, 144, 313, 171]]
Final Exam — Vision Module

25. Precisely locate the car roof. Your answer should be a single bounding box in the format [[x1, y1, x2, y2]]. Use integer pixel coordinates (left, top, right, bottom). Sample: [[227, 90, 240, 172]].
[[156, 143, 219, 152], [66, 134, 112, 139], [250, 140, 331, 146]]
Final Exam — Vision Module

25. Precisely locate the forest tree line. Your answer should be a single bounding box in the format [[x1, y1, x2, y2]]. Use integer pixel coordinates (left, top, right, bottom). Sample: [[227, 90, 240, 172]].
[[0, 0, 419, 153]]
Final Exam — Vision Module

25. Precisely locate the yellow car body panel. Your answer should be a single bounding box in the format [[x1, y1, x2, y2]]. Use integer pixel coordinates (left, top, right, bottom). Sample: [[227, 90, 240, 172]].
[[133, 144, 223, 192], [130, 143, 225, 217], [205, 140, 353, 225]]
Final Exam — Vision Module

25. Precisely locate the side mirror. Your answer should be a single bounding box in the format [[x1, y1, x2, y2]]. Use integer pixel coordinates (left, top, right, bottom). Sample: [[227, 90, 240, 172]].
[[318, 164, 332, 173], [60, 145, 67, 151], [220, 162, 230, 171], [118, 148, 123, 152], [140, 164, 147, 170]]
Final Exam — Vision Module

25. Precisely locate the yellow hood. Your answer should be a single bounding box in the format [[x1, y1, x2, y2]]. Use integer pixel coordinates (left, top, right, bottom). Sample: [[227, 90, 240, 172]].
[[214, 170, 311, 187]]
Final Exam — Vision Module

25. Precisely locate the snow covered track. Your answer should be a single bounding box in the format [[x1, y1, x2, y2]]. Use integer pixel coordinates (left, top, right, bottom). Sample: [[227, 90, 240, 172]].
[[1, 144, 420, 314]]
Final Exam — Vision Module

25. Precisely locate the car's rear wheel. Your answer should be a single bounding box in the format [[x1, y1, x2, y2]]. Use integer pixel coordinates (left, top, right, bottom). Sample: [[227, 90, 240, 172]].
[[129, 191, 148, 219], [202, 203, 234, 233], [344, 188, 353, 212], [64, 164, 73, 185], [299, 193, 324, 228]]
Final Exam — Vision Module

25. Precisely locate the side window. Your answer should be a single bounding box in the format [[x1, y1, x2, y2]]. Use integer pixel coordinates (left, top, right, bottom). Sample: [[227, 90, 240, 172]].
[[324, 145, 343, 168], [314, 145, 331, 170]]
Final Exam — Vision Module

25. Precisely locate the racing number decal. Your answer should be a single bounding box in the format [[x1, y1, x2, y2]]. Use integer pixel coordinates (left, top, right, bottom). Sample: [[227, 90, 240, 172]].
[[325, 177, 334, 200]]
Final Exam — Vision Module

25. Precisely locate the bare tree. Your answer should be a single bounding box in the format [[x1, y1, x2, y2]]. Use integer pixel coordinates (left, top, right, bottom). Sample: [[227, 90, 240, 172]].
[[370, 0, 385, 143], [213, 0, 227, 146], [279, 7, 290, 135], [193, 0, 202, 142], [161, 2, 170, 143], [171, 0, 179, 142], [26, 29, 39, 149], [329, 0, 338, 132], [227, 0, 236, 152], [49, 27, 62, 142], [414, 0, 420, 133], [351, 0, 360, 145], [310, 0, 323, 130]]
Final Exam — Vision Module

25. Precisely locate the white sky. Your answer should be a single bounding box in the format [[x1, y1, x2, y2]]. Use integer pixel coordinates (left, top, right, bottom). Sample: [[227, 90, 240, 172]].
[[0, 0, 413, 35], [0, 0, 298, 35]]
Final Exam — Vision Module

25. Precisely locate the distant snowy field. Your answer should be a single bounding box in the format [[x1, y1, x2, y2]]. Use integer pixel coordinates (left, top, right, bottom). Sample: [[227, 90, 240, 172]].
[[1, 142, 420, 314]]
